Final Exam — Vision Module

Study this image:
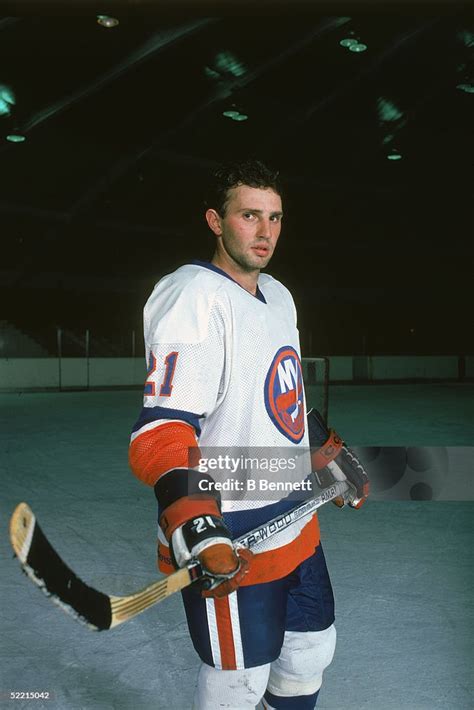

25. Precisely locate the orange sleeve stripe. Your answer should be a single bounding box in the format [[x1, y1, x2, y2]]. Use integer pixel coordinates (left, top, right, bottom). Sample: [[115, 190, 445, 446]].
[[159, 496, 221, 540], [157, 514, 320, 583], [128, 421, 199, 487]]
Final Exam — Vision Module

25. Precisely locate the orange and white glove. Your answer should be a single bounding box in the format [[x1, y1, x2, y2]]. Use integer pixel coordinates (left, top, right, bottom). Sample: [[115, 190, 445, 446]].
[[154, 465, 253, 596], [169, 514, 253, 598]]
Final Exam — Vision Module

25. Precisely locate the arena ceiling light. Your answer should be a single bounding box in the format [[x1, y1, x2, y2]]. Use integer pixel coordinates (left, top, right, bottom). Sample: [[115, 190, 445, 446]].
[[377, 97, 404, 123], [214, 50, 246, 78], [387, 149, 402, 161], [377, 96, 405, 161], [340, 33, 368, 52], [349, 43, 368, 53], [6, 134, 26, 143], [97, 15, 119, 28], [205, 50, 247, 89], [0, 84, 15, 116], [222, 110, 248, 121], [456, 83, 474, 93]]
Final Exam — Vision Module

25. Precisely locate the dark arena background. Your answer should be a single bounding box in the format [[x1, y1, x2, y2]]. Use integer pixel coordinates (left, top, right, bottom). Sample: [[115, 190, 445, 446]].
[[1, 2, 472, 709]]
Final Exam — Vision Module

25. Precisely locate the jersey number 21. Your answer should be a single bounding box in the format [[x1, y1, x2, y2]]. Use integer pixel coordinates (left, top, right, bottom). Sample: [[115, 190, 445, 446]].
[[144, 351, 178, 397]]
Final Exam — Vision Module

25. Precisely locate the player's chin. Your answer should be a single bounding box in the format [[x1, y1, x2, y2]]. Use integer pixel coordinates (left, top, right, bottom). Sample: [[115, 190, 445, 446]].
[[246, 257, 270, 271], [249, 249, 272, 267]]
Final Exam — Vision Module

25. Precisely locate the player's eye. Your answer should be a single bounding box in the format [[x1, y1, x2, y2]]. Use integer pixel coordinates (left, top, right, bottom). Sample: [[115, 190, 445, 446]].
[[270, 215, 282, 222], [243, 212, 255, 220]]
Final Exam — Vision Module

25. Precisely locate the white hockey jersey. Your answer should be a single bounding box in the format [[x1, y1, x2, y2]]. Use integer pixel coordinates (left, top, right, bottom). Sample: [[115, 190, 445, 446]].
[[131, 261, 319, 584]]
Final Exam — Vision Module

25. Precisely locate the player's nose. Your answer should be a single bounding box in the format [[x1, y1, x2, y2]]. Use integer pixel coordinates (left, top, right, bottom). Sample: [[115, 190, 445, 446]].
[[258, 217, 273, 239]]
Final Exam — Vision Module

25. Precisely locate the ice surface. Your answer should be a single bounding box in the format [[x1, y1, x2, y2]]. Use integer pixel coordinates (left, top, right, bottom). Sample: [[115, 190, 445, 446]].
[[1, 390, 473, 709]]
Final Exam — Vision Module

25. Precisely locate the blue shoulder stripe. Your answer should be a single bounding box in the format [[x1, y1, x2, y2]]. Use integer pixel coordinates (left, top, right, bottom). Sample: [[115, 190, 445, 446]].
[[131, 406, 202, 436]]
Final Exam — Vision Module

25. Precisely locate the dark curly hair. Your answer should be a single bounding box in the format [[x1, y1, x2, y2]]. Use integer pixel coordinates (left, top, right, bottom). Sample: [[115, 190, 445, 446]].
[[205, 159, 282, 216]]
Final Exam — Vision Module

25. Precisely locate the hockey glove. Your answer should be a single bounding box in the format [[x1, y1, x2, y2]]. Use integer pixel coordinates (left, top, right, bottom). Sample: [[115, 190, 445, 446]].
[[155, 468, 252, 597], [170, 514, 253, 598], [307, 408, 369, 508]]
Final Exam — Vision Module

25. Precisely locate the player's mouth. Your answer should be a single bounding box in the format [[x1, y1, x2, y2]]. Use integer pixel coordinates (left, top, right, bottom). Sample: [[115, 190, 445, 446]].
[[252, 244, 270, 257]]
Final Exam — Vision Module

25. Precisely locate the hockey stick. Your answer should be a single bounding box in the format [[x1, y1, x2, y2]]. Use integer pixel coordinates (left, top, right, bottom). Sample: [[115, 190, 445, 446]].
[[9, 480, 348, 631]]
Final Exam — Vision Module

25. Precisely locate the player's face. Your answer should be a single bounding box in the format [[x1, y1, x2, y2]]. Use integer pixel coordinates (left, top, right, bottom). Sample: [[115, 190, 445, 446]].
[[210, 185, 283, 273]]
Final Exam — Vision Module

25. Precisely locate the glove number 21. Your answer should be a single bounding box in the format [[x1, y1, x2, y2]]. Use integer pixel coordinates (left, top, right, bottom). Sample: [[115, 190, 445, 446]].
[[144, 351, 179, 397], [193, 516, 217, 533]]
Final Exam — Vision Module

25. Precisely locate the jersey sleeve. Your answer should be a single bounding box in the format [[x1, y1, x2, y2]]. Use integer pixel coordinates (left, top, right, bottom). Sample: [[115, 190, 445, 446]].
[[129, 276, 229, 485]]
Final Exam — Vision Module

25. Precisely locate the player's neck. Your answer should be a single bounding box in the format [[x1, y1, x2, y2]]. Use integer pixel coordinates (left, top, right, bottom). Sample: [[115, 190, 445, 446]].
[[211, 254, 259, 295]]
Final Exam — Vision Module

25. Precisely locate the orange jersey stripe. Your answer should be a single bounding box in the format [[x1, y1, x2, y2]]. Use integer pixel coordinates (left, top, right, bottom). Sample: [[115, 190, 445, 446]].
[[129, 421, 198, 486], [242, 514, 320, 585], [214, 597, 237, 670]]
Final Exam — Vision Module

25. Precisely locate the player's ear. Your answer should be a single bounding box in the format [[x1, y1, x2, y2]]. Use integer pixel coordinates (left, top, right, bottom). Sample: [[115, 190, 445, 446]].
[[205, 208, 223, 236]]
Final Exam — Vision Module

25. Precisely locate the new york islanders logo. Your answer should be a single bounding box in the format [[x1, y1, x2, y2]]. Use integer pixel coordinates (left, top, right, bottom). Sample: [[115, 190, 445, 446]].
[[264, 346, 305, 443]]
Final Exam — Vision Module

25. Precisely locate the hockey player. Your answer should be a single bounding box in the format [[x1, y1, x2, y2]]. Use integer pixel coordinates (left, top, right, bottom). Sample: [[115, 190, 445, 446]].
[[129, 159, 369, 709]]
